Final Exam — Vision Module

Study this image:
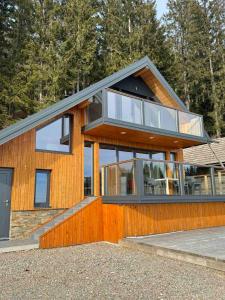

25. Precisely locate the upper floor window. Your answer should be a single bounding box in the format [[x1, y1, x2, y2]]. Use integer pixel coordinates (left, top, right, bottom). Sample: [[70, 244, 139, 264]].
[[36, 115, 72, 153]]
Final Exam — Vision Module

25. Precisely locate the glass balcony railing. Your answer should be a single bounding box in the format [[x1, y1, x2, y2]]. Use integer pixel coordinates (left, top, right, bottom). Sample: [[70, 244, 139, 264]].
[[106, 90, 204, 137], [102, 158, 224, 198]]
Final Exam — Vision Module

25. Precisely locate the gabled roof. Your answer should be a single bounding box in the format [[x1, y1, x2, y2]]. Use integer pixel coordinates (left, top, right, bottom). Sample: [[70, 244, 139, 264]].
[[0, 56, 199, 146]]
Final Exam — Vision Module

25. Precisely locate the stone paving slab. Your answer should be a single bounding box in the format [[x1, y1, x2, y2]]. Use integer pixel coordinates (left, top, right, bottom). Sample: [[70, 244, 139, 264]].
[[0, 239, 39, 253], [121, 226, 225, 272]]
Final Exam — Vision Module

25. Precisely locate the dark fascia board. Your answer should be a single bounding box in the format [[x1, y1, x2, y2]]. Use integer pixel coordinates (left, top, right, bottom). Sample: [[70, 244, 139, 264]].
[[102, 195, 225, 204], [0, 56, 210, 146]]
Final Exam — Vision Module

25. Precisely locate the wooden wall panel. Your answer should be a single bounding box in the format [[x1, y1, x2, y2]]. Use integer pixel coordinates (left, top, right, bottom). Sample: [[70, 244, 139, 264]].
[[0, 107, 84, 210], [102, 204, 124, 243], [40, 198, 103, 249], [123, 202, 225, 237], [40, 200, 225, 249]]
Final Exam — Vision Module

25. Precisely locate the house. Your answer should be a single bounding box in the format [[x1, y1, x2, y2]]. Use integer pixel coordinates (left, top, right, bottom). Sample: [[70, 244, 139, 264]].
[[1, 56, 225, 249]]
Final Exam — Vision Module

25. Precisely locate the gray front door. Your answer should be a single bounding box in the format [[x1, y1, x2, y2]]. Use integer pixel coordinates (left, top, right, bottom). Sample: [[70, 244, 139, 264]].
[[0, 168, 13, 240]]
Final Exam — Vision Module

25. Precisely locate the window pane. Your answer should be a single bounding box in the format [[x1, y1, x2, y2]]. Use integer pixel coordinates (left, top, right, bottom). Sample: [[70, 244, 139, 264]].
[[151, 152, 165, 160], [63, 116, 70, 137], [36, 116, 71, 152], [35, 171, 49, 206], [99, 145, 117, 167], [84, 142, 93, 196], [136, 152, 150, 159], [170, 152, 176, 161], [118, 149, 134, 161]]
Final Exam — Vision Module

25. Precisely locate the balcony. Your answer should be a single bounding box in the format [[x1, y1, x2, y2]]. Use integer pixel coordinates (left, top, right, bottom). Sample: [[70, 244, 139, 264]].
[[107, 90, 203, 137], [101, 158, 225, 203], [83, 89, 207, 148]]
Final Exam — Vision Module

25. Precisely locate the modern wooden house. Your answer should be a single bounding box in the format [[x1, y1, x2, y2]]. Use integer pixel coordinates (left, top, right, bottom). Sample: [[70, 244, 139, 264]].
[[1, 56, 225, 249]]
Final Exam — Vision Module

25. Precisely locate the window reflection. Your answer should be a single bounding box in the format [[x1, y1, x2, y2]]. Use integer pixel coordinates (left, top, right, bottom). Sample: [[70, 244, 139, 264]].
[[84, 142, 93, 196], [36, 116, 71, 153]]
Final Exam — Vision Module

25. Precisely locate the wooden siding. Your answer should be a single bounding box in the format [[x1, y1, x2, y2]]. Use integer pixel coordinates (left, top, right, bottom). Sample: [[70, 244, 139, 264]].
[[40, 198, 103, 248], [102, 204, 124, 243], [123, 202, 225, 237], [40, 199, 225, 249], [0, 107, 85, 210]]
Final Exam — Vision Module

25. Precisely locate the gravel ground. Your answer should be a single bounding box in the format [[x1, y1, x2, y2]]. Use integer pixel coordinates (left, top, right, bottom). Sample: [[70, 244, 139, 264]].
[[1, 242, 225, 300]]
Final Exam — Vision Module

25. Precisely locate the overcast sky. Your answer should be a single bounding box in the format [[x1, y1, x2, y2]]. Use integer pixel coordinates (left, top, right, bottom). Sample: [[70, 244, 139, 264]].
[[155, 0, 168, 19]]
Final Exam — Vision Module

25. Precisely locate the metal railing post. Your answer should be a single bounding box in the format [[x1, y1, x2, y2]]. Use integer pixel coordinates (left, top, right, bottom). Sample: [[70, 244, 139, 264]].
[[135, 159, 144, 200], [178, 163, 185, 195], [210, 167, 216, 195]]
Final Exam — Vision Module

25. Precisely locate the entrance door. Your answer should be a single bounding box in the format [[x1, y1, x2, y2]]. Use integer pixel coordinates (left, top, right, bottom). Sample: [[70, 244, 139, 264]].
[[0, 169, 13, 240]]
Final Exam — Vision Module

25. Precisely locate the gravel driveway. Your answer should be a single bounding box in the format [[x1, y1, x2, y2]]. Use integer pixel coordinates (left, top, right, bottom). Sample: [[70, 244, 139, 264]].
[[1, 242, 225, 300]]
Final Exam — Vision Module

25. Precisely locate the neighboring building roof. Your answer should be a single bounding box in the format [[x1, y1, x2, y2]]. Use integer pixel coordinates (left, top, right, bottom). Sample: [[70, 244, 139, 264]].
[[0, 56, 204, 146], [184, 137, 225, 165]]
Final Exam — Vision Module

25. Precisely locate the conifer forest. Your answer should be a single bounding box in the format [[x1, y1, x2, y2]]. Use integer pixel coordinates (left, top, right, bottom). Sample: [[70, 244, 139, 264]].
[[0, 0, 224, 137]]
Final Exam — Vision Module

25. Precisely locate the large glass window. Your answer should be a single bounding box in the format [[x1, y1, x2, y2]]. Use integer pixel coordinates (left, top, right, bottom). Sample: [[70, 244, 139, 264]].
[[107, 91, 143, 125], [84, 142, 93, 196], [99, 144, 117, 167], [36, 115, 72, 153], [118, 149, 134, 161], [151, 152, 165, 160], [34, 170, 50, 208], [136, 151, 151, 159]]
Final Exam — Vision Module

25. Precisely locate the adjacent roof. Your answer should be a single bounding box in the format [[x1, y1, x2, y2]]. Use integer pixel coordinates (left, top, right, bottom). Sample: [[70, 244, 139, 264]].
[[0, 56, 204, 146], [184, 137, 225, 165]]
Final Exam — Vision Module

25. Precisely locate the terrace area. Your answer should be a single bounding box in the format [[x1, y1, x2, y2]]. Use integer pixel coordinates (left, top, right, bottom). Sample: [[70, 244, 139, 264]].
[[102, 158, 225, 203]]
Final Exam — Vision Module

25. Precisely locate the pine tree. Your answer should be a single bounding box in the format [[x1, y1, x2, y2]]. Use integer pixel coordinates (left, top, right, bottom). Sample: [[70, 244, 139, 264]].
[[61, 0, 100, 95], [165, 0, 225, 136]]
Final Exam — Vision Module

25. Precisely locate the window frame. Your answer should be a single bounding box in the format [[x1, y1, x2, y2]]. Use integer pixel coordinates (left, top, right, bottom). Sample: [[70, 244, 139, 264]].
[[34, 169, 51, 208], [35, 114, 73, 155]]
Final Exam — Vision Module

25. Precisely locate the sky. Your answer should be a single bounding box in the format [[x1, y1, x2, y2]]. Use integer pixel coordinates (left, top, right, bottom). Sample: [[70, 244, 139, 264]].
[[155, 0, 168, 19]]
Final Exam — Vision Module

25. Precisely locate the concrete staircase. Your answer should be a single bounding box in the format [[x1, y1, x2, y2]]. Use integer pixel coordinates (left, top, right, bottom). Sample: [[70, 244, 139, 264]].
[[31, 197, 97, 242]]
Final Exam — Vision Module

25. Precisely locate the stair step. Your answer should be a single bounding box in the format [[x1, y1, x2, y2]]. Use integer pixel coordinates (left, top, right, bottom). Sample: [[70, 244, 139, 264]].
[[31, 196, 98, 241]]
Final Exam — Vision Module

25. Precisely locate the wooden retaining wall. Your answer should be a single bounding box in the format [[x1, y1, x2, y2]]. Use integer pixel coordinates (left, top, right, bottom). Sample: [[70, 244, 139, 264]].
[[40, 199, 225, 249]]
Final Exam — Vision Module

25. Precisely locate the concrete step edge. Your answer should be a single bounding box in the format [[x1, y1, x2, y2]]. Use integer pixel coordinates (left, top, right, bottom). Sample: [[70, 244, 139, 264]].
[[119, 239, 225, 273]]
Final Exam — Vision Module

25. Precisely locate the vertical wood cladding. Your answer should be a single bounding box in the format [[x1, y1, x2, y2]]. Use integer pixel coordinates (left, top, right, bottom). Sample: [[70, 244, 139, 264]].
[[0, 108, 84, 210], [39, 200, 225, 249], [0, 104, 183, 211]]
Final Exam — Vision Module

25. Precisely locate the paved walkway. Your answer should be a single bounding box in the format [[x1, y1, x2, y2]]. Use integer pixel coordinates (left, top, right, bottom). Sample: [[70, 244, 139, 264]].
[[121, 226, 225, 272], [0, 239, 39, 253]]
